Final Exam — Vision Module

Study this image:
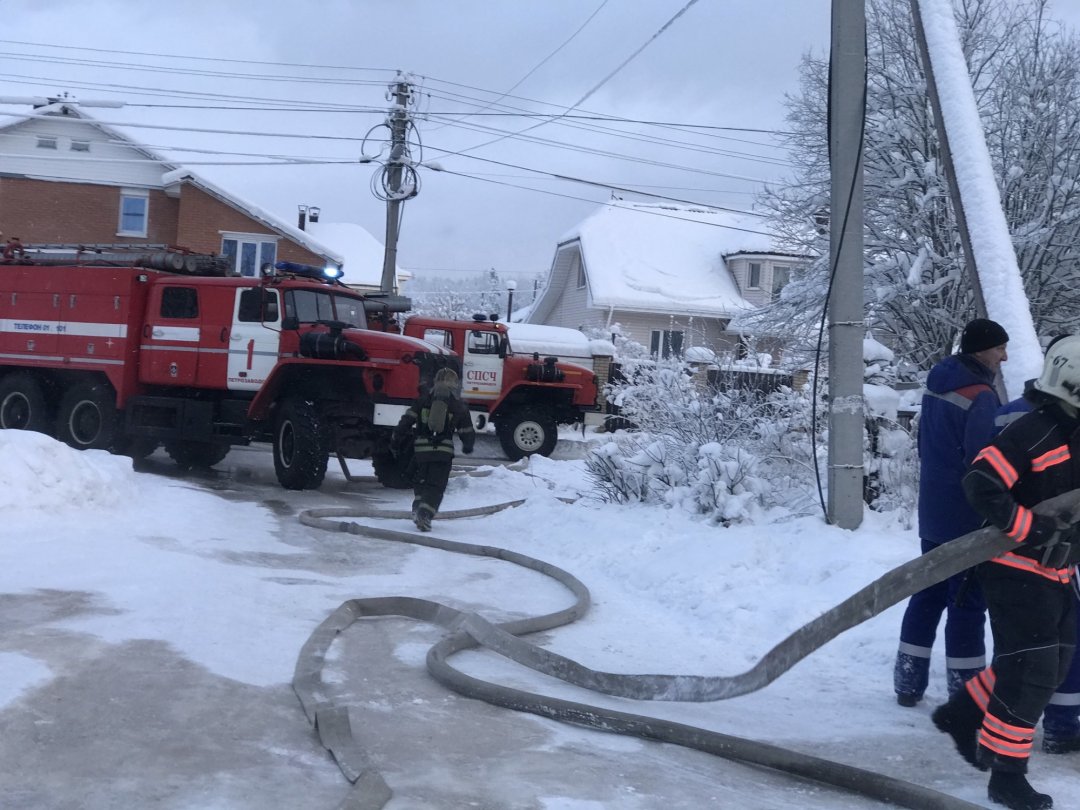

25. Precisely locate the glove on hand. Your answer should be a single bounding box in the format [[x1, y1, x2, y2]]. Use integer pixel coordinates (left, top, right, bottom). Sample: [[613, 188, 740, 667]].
[[1030, 513, 1078, 567], [461, 445, 474, 455]]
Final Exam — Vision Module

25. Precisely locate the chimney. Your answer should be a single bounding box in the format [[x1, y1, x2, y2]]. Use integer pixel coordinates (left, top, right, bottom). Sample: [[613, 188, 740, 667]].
[[308, 206, 320, 224], [297, 204, 308, 231]]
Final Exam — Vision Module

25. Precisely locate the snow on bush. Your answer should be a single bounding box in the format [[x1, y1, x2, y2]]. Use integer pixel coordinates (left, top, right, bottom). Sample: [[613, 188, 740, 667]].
[[586, 358, 823, 523], [0, 430, 134, 511]]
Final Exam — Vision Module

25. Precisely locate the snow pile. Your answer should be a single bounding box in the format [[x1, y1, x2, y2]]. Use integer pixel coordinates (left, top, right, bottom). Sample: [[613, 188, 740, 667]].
[[0, 430, 134, 512]]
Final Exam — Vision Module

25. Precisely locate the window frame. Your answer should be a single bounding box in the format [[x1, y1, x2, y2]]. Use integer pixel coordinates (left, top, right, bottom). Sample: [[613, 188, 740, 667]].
[[771, 264, 791, 301], [649, 329, 685, 359], [221, 233, 279, 277], [36, 136, 58, 150], [747, 261, 762, 290], [117, 189, 150, 237]]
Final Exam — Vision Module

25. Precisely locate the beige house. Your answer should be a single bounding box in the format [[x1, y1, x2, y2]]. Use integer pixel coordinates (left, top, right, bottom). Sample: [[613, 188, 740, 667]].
[[527, 200, 809, 359]]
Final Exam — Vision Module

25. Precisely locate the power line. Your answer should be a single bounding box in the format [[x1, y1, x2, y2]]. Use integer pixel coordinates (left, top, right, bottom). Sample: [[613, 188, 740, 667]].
[[2, 39, 392, 73], [428, 0, 610, 131], [442, 0, 702, 159]]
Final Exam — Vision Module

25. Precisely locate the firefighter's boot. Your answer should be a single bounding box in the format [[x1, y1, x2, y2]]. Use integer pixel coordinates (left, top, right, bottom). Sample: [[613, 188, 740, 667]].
[[1041, 705, 1080, 754], [414, 506, 433, 533], [894, 650, 929, 707], [987, 771, 1052, 810], [932, 691, 987, 771]]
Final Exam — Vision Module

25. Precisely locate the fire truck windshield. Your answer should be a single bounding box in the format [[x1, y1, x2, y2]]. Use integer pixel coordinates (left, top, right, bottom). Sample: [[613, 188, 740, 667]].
[[284, 289, 367, 329]]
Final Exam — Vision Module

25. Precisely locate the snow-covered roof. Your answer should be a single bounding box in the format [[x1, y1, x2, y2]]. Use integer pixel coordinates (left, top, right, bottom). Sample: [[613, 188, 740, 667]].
[[505, 322, 605, 360], [558, 201, 778, 317], [302, 221, 398, 288], [161, 167, 344, 266]]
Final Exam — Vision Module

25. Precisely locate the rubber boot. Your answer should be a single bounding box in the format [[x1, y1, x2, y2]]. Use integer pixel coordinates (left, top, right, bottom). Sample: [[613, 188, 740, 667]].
[[1041, 705, 1080, 754], [947, 667, 983, 698], [894, 650, 929, 707], [987, 771, 1052, 810], [932, 692, 988, 771], [414, 506, 433, 533]]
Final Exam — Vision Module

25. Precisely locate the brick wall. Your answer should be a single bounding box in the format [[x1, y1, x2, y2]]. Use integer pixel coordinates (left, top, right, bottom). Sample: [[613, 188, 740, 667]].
[[176, 185, 324, 265], [0, 176, 178, 244]]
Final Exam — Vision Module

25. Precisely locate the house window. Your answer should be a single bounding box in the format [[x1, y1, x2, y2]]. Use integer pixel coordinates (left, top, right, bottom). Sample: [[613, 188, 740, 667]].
[[221, 236, 277, 277], [771, 265, 791, 301], [160, 287, 199, 319], [70, 140, 91, 152], [36, 136, 58, 150], [747, 262, 762, 289], [650, 329, 684, 359], [574, 254, 586, 289], [118, 190, 149, 236]]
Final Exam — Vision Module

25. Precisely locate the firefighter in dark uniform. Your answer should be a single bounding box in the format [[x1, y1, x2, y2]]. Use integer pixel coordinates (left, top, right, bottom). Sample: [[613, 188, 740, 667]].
[[393, 368, 475, 532], [931, 335, 1080, 810]]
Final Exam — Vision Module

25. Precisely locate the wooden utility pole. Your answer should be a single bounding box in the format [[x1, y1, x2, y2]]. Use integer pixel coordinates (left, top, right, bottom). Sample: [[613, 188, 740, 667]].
[[827, 0, 866, 530]]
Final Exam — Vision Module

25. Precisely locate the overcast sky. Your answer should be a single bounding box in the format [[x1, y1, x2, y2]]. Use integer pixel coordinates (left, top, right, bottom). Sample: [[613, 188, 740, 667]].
[[2, 1, 1079, 282]]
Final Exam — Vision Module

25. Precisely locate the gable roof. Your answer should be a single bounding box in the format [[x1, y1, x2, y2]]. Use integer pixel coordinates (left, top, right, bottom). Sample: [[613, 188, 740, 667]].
[[2, 103, 395, 286], [546, 201, 781, 319]]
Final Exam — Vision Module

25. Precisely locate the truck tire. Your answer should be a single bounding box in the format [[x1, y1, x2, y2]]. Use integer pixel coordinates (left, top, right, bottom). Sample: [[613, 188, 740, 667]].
[[165, 441, 230, 469], [0, 373, 53, 434], [496, 406, 558, 460], [372, 447, 415, 489], [273, 398, 328, 490], [55, 382, 117, 450]]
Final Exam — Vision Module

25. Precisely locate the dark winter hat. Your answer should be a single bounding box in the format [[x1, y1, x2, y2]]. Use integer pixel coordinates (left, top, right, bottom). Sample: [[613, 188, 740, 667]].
[[960, 318, 1009, 354]]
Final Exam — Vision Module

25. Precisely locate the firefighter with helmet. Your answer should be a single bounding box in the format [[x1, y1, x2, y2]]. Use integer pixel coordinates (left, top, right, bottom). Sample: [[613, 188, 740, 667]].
[[392, 367, 475, 532], [932, 335, 1080, 810]]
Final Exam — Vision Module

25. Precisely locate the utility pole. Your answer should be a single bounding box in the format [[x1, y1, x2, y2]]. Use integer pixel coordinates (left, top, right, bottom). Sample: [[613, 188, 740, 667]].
[[909, 0, 986, 319], [380, 74, 413, 294], [827, 0, 866, 530]]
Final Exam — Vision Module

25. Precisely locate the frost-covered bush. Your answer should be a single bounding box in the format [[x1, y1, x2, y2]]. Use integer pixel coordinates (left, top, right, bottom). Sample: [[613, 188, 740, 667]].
[[585, 358, 826, 522]]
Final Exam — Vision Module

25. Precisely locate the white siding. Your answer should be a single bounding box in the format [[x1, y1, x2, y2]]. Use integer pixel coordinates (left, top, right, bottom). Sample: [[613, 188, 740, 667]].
[[0, 117, 166, 188], [604, 310, 737, 355]]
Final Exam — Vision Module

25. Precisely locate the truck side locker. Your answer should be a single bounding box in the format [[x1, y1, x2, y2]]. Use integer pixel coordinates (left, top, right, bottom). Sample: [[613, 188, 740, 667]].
[[140, 283, 201, 386]]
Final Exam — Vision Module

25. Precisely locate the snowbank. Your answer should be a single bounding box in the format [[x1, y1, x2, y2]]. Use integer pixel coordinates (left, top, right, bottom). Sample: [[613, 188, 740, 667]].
[[0, 430, 134, 512]]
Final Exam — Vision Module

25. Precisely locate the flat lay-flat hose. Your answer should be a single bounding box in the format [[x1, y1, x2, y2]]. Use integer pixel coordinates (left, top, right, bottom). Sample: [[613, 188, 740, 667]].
[[294, 488, 1080, 810]]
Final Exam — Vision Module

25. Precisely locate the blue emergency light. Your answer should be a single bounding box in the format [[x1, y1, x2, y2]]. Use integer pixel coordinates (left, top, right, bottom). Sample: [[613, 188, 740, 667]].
[[274, 261, 344, 281]]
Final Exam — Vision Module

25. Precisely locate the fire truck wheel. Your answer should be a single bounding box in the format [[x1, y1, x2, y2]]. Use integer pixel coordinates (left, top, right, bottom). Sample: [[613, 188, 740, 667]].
[[164, 441, 230, 469], [56, 383, 117, 450], [273, 398, 329, 490], [0, 373, 54, 434], [496, 407, 558, 460]]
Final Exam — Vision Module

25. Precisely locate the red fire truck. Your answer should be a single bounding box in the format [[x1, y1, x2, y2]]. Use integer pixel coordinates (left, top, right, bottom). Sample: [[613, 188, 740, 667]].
[[400, 315, 602, 460], [0, 247, 454, 490]]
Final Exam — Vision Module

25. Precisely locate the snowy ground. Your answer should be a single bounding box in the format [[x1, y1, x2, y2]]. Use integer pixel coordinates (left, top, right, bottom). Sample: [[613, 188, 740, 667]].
[[1, 429, 1078, 809]]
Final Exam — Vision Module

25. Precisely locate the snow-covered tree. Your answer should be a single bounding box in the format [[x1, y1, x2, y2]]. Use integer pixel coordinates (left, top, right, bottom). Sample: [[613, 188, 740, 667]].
[[741, 0, 1080, 370]]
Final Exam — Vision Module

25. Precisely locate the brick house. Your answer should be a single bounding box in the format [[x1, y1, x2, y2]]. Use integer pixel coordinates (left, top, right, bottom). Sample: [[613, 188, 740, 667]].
[[0, 100, 393, 288]]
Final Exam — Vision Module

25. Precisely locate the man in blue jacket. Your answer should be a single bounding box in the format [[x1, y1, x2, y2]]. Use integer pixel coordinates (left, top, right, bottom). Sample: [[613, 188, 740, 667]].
[[894, 318, 1008, 706]]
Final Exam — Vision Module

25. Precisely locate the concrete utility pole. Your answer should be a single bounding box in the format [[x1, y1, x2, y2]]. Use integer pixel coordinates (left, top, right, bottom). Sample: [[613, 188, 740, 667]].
[[380, 75, 412, 294], [827, 0, 866, 530]]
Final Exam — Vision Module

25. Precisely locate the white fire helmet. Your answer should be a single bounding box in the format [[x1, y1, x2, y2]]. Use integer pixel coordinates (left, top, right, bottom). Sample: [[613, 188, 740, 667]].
[[1034, 335, 1080, 408]]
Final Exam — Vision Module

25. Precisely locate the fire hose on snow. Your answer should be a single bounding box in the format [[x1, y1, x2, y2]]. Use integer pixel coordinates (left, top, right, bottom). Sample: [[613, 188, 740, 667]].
[[293, 485, 1080, 810]]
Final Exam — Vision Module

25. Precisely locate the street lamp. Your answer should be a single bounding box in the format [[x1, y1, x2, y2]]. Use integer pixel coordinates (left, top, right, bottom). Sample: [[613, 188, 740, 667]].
[[505, 279, 517, 322]]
